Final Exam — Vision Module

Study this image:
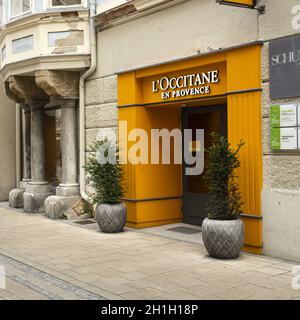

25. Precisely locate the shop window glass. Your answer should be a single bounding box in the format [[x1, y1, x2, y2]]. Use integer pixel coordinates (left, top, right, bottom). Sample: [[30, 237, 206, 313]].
[[10, 0, 31, 18]]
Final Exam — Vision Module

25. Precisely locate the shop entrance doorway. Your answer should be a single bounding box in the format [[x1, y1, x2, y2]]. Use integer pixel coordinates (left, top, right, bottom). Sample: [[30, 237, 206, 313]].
[[182, 105, 227, 226]]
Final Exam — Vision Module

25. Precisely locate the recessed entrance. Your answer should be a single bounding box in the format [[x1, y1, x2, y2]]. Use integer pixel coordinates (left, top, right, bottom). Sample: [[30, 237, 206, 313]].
[[182, 105, 227, 226]]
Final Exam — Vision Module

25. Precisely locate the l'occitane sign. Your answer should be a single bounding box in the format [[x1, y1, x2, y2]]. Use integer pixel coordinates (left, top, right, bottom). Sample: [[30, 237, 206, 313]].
[[151, 70, 219, 100]]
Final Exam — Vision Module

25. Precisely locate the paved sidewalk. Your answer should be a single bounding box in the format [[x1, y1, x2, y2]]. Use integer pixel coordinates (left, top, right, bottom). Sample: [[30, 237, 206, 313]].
[[0, 206, 299, 300]]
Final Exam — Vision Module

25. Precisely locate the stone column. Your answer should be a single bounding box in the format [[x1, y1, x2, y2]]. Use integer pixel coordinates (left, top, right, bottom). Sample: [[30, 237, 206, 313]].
[[35, 70, 81, 219], [56, 99, 80, 196], [30, 102, 46, 183], [9, 104, 31, 208], [5, 75, 51, 211], [21, 104, 31, 184], [23, 101, 53, 213]]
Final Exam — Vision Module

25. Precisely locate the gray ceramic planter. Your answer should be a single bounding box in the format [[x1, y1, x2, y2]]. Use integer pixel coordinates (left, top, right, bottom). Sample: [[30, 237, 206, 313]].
[[96, 203, 127, 233], [202, 218, 244, 259]]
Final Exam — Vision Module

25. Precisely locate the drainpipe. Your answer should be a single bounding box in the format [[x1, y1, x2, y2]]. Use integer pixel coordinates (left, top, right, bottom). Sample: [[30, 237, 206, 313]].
[[79, 0, 97, 201], [15, 104, 21, 188]]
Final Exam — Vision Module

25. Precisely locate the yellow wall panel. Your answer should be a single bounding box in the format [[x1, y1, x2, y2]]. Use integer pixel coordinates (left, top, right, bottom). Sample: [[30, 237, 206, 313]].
[[227, 92, 262, 216], [118, 72, 142, 106], [228, 92, 263, 250], [126, 199, 183, 229], [227, 45, 261, 92], [242, 217, 263, 248], [118, 107, 138, 199], [218, 0, 255, 7]]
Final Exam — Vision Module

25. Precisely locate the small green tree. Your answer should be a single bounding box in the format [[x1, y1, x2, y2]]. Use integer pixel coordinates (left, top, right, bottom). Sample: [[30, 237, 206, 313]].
[[204, 133, 244, 220], [84, 140, 124, 205]]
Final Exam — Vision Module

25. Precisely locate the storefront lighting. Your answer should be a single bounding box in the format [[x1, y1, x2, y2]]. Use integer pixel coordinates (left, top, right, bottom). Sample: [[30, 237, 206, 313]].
[[216, 0, 265, 14]]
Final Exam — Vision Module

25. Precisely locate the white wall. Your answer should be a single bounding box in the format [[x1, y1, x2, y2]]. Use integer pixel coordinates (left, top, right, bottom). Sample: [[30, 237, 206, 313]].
[[97, 0, 127, 14], [93, 0, 257, 78]]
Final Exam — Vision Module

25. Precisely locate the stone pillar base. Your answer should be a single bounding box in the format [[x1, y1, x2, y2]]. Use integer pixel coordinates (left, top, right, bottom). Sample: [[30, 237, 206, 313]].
[[23, 183, 53, 213], [9, 189, 25, 208], [9, 180, 31, 209], [56, 184, 80, 197], [44, 195, 80, 220], [19, 180, 31, 189]]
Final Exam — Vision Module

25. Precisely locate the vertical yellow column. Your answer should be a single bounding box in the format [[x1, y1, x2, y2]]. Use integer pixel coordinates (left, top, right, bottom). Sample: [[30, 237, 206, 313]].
[[118, 72, 142, 225], [228, 92, 263, 254], [227, 45, 263, 254]]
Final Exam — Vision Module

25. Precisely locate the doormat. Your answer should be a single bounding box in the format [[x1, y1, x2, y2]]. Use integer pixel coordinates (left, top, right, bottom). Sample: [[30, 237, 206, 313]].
[[74, 220, 97, 225], [167, 226, 201, 234]]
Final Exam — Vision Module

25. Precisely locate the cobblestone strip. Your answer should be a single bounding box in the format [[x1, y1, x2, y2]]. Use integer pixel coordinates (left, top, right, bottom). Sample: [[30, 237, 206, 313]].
[[0, 253, 106, 300]]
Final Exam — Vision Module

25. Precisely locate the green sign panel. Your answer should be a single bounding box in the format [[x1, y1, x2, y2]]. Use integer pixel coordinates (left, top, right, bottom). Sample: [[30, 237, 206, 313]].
[[270, 127, 280, 150], [270, 104, 297, 127], [270, 104, 299, 151], [270, 105, 280, 127]]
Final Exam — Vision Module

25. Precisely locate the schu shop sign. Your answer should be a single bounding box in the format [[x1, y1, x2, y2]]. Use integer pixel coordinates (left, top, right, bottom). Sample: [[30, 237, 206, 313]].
[[151, 70, 219, 100], [269, 34, 300, 99]]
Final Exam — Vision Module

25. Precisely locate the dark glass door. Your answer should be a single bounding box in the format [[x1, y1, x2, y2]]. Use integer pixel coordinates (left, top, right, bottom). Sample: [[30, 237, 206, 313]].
[[182, 105, 227, 226]]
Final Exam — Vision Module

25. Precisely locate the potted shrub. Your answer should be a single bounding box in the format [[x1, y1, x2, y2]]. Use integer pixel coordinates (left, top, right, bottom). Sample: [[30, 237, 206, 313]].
[[202, 133, 245, 259], [85, 140, 126, 233]]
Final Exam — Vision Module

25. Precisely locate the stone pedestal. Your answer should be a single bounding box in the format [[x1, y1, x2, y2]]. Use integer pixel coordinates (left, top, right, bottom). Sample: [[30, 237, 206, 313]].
[[44, 185, 80, 219], [9, 180, 32, 209], [24, 183, 53, 213], [44, 196, 80, 220], [9, 188, 25, 208], [57, 184, 80, 197]]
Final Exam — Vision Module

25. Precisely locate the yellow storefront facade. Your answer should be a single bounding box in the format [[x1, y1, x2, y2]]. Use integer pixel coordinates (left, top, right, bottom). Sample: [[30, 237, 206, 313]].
[[118, 42, 263, 255]]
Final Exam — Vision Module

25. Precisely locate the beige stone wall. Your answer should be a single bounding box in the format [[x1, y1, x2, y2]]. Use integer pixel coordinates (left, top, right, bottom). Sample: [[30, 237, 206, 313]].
[[259, 0, 300, 40], [0, 82, 16, 201], [259, 0, 300, 192], [85, 75, 118, 149], [258, 0, 300, 261]]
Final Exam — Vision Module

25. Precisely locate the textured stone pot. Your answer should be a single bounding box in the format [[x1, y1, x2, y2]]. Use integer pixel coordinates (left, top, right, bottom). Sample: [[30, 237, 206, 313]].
[[96, 203, 127, 233], [202, 218, 244, 259]]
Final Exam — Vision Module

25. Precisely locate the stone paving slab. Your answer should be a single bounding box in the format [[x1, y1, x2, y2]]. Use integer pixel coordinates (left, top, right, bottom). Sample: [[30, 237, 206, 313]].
[[0, 206, 299, 300]]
